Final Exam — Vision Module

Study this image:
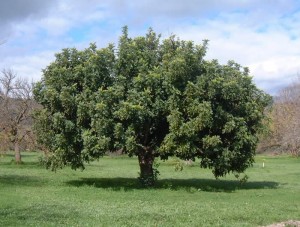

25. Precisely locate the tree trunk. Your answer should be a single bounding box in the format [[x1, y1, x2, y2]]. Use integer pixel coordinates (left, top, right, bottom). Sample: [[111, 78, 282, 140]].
[[15, 141, 22, 164], [138, 151, 155, 186]]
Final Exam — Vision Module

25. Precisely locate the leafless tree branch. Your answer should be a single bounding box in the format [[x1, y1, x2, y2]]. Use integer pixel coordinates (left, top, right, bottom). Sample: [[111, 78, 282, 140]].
[[0, 69, 35, 162]]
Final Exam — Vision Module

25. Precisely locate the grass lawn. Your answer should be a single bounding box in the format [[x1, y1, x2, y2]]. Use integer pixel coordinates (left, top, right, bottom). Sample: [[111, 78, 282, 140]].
[[0, 152, 299, 227]]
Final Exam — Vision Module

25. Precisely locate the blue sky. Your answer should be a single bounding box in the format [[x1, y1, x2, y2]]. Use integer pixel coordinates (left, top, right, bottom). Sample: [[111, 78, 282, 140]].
[[1, 0, 300, 94]]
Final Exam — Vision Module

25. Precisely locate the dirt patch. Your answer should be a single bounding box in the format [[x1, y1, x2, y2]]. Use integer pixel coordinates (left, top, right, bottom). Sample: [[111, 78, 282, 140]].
[[262, 220, 300, 227]]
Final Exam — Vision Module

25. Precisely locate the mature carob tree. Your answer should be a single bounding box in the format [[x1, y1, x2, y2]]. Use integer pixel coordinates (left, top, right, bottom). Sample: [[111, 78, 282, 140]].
[[34, 27, 270, 186]]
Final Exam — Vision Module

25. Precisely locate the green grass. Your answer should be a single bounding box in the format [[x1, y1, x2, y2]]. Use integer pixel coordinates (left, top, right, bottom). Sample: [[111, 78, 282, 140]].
[[0, 152, 299, 227]]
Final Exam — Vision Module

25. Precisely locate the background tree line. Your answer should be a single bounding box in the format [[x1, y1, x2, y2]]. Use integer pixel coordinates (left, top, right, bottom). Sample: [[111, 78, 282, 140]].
[[2, 74, 299, 160], [2, 76, 299, 159], [258, 76, 300, 157]]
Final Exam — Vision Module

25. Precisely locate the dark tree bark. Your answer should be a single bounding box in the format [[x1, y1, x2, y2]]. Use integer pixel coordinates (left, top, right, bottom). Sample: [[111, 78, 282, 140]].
[[14, 141, 21, 164], [138, 150, 155, 186]]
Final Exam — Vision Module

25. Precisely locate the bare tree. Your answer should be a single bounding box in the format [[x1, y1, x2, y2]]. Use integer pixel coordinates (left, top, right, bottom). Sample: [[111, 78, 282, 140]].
[[261, 76, 300, 156], [0, 69, 35, 163]]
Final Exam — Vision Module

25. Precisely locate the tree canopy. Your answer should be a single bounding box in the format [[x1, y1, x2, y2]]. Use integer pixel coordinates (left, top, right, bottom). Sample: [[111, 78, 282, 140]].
[[34, 27, 270, 186]]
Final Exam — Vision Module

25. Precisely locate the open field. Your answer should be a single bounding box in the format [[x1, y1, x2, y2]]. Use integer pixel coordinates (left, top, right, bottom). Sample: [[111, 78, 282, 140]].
[[0, 152, 299, 227]]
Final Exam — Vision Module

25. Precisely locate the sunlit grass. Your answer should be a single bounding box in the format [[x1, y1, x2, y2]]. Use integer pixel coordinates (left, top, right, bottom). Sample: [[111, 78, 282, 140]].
[[0, 152, 299, 226]]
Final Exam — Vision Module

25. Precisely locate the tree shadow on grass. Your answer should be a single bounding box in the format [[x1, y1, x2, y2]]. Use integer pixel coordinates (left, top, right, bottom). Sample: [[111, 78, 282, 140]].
[[0, 174, 44, 187], [1, 153, 35, 157], [0, 161, 43, 169], [66, 177, 279, 192]]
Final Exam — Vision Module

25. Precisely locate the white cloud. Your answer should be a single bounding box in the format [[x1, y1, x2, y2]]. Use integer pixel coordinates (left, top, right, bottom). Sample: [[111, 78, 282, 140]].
[[41, 17, 71, 37], [165, 8, 300, 94], [0, 51, 55, 82]]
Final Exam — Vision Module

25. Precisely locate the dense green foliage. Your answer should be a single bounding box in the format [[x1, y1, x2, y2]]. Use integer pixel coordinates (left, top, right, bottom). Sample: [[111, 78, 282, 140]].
[[34, 27, 270, 184], [0, 152, 300, 226]]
